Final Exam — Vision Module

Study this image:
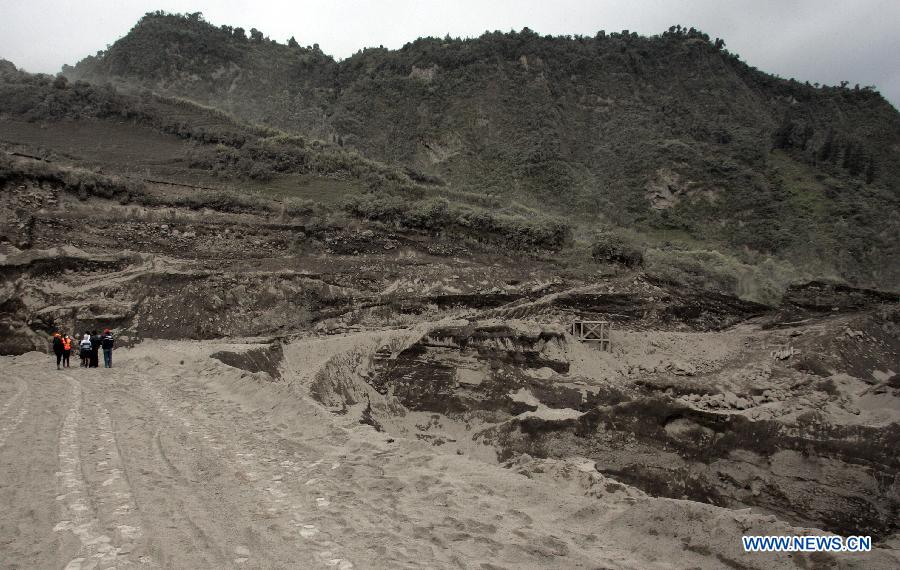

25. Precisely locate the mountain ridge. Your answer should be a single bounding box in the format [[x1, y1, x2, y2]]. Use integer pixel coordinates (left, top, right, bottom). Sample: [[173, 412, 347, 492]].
[[14, 11, 900, 293]]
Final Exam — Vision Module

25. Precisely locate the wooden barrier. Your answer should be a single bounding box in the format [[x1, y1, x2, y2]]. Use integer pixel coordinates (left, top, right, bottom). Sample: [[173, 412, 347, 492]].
[[570, 320, 611, 351]]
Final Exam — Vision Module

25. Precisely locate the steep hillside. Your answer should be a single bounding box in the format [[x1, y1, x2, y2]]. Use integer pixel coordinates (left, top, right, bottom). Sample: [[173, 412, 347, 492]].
[[0, 61, 569, 249], [65, 13, 900, 290], [3, 27, 900, 561], [0, 61, 592, 355]]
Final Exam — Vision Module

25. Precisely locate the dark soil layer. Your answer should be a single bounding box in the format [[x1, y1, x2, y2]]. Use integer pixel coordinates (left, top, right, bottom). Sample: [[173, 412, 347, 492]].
[[783, 282, 900, 312], [489, 398, 899, 539], [211, 343, 284, 380], [369, 324, 570, 415]]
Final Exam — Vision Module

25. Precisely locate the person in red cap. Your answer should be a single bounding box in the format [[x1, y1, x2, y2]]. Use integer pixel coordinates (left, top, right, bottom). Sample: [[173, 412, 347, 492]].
[[100, 328, 115, 368]]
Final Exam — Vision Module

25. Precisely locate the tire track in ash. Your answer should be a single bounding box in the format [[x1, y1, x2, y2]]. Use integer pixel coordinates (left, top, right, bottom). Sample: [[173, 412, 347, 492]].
[[142, 382, 355, 569], [0, 363, 73, 570], [0, 377, 30, 449], [54, 374, 147, 569], [90, 404, 148, 559], [0, 375, 27, 418], [98, 367, 282, 568]]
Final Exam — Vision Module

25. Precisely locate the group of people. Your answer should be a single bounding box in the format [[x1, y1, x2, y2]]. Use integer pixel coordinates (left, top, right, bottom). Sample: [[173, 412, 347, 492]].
[[51, 329, 115, 369]]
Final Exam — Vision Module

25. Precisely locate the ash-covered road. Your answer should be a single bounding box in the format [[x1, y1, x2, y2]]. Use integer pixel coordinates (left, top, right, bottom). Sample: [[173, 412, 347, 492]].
[[0, 342, 893, 569]]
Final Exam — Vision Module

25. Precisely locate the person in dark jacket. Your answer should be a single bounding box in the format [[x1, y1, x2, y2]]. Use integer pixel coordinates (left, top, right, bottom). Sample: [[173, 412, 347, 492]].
[[100, 329, 115, 368], [52, 332, 64, 370], [89, 331, 101, 368]]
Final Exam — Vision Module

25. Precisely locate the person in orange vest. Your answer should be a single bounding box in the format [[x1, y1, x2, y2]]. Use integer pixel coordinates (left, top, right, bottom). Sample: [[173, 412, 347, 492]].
[[61, 334, 73, 368], [52, 332, 64, 370]]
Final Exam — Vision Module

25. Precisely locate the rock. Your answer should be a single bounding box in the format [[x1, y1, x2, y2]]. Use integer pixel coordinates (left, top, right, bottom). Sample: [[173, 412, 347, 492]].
[[672, 361, 696, 376], [795, 357, 831, 377], [723, 392, 740, 408], [771, 346, 799, 360], [843, 327, 864, 339], [733, 513, 753, 532], [887, 374, 900, 389], [529, 367, 555, 380]]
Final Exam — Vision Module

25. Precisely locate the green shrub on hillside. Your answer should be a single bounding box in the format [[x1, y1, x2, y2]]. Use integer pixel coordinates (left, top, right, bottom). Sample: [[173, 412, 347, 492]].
[[643, 248, 821, 305], [344, 194, 570, 249], [165, 191, 268, 213], [591, 232, 644, 267]]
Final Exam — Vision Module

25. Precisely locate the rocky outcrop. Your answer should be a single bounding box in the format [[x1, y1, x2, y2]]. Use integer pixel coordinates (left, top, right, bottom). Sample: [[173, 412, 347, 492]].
[[644, 168, 719, 210], [0, 296, 47, 354], [211, 342, 284, 380], [368, 322, 575, 414]]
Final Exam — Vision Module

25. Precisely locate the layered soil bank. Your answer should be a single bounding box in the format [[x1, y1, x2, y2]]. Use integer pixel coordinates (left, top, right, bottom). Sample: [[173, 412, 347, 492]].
[[303, 302, 899, 541]]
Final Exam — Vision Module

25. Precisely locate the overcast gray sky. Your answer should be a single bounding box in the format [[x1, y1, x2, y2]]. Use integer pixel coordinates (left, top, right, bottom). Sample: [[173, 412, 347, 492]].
[[1, 0, 898, 108]]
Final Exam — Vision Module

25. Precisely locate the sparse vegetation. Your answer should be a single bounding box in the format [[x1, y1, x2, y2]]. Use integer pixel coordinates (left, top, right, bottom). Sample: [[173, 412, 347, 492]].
[[0, 154, 314, 217], [52, 11, 900, 291], [344, 194, 571, 249], [0, 153, 143, 203], [0, 61, 427, 194]]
